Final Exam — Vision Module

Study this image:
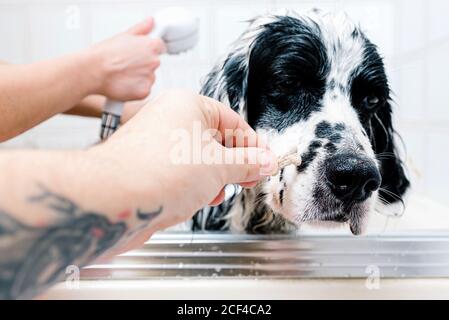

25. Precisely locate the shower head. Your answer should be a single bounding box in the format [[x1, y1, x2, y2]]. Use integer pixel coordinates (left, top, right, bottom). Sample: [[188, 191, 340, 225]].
[[152, 7, 199, 54]]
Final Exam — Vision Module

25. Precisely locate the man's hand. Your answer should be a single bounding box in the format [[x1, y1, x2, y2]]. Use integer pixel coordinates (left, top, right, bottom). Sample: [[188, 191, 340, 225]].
[[90, 90, 278, 251], [0, 91, 277, 299], [89, 18, 165, 101]]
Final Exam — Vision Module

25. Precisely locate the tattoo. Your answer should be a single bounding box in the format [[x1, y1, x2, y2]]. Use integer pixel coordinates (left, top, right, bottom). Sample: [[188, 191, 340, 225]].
[[0, 185, 162, 300], [28, 185, 81, 217], [137, 207, 163, 221], [118, 207, 164, 242]]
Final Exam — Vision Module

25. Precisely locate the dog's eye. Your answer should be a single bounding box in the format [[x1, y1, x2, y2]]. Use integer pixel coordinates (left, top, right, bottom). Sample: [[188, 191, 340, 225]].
[[278, 79, 301, 91], [362, 95, 383, 110]]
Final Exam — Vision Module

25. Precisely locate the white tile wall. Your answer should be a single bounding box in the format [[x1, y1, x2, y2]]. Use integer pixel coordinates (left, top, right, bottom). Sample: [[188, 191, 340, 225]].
[[28, 3, 90, 61], [427, 130, 449, 202], [89, 2, 148, 43], [427, 41, 449, 122], [396, 0, 426, 54], [429, 0, 449, 42], [337, 0, 396, 57], [214, 1, 275, 56], [0, 4, 27, 63], [0, 0, 448, 205]]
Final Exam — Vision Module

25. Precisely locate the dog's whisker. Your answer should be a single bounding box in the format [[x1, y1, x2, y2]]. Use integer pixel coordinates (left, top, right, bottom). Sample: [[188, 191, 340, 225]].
[[376, 152, 396, 156], [374, 113, 390, 148], [377, 194, 391, 205], [377, 193, 406, 218], [368, 118, 377, 150], [375, 152, 396, 159], [379, 187, 401, 201]]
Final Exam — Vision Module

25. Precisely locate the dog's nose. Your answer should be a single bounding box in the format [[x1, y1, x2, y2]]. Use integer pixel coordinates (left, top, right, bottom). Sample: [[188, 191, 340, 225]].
[[325, 153, 381, 202]]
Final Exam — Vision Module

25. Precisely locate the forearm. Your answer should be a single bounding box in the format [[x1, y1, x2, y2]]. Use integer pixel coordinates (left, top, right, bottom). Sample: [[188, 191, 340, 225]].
[[0, 148, 165, 299], [65, 95, 146, 124], [0, 51, 99, 142], [64, 95, 105, 119]]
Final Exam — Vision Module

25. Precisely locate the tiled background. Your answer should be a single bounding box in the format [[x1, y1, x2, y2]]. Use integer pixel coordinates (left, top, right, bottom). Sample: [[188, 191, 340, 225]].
[[0, 0, 448, 205]]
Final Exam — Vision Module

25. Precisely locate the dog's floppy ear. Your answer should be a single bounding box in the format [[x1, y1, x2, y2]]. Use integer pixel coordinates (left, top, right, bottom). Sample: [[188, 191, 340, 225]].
[[371, 100, 410, 204], [200, 16, 279, 115], [200, 52, 248, 114]]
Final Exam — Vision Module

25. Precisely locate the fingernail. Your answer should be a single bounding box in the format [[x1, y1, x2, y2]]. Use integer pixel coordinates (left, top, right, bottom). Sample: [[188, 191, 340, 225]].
[[259, 150, 278, 176]]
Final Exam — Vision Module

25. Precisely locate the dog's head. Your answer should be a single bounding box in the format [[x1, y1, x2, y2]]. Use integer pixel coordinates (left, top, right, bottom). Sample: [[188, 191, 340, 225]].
[[201, 11, 410, 235]]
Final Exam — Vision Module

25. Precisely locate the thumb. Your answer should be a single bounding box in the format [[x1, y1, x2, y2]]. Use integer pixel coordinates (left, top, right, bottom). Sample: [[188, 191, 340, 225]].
[[219, 147, 278, 185], [126, 17, 154, 35]]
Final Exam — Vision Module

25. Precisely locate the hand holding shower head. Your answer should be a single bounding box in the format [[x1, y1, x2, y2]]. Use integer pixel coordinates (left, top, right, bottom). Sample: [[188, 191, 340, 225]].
[[100, 7, 199, 140]]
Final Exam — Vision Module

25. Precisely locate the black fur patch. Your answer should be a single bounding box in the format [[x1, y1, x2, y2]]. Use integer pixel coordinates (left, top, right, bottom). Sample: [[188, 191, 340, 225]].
[[246, 16, 330, 131], [315, 121, 333, 138], [324, 142, 337, 154], [310, 140, 323, 150], [279, 168, 284, 182], [329, 133, 342, 143], [297, 141, 320, 173]]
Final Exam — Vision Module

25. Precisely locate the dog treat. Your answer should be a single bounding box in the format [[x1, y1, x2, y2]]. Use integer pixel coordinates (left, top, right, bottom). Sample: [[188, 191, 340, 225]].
[[273, 147, 302, 176]]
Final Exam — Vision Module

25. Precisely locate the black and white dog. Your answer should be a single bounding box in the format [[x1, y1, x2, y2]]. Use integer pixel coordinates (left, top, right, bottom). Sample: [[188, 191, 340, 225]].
[[192, 10, 410, 235]]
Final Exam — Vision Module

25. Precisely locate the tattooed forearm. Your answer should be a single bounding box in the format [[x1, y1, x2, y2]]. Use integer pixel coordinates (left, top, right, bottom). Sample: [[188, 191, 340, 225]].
[[0, 185, 163, 300]]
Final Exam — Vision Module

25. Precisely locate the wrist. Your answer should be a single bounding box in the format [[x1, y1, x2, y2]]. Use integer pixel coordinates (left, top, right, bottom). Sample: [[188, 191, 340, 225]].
[[76, 47, 105, 97]]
